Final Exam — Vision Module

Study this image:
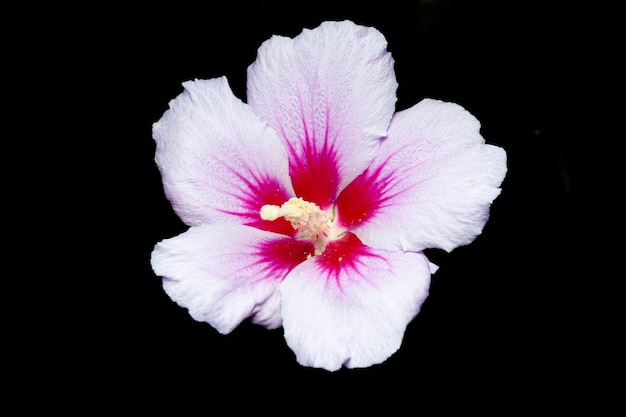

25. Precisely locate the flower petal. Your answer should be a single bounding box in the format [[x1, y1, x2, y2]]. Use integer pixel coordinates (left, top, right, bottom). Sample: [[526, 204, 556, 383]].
[[153, 77, 295, 235], [336, 99, 507, 252], [151, 223, 315, 334], [280, 233, 431, 371], [247, 20, 398, 209]]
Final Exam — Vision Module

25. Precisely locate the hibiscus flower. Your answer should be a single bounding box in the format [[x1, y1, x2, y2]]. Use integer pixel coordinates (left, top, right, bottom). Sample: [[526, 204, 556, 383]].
[[151, 20, 507, 371]]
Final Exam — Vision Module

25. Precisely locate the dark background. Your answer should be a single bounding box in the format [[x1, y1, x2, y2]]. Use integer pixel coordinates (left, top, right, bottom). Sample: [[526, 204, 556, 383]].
[[41, 0, 610, 410]]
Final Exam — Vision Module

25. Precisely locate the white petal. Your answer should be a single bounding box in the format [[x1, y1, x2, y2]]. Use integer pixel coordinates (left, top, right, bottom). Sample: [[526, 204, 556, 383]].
[[152, 77, 294, 231], [337, 99, 507, 252], [151, 223, 314, 334], [250, 290, 282, 330], [280, 233, 431, 371], [247, 20, 397, 208]]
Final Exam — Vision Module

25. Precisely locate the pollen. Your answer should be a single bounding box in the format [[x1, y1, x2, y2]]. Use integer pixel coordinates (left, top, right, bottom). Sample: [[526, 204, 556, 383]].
[[261, 197, 331, 240]]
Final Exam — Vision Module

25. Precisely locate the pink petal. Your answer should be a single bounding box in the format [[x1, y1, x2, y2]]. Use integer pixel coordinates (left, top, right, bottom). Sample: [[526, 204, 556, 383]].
[[280, 232, 431, 371], [336, 99, 507, 252], [246, 20, 397, 209], [153, 77, 295, 235], [151, 223, 314, 334]]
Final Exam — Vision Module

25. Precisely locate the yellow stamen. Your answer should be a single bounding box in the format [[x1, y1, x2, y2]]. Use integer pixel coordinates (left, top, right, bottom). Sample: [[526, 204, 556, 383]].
[[260, 197, 331, 240], [261, 197, 348, 255]]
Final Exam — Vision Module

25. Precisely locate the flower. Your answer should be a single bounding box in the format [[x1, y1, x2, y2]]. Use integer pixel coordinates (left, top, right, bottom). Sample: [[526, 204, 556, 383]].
[[151, 20, 507, 371]]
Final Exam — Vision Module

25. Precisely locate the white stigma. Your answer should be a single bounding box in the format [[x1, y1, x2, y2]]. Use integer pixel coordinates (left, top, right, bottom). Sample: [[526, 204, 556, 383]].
[[259, 205, 282, 222]]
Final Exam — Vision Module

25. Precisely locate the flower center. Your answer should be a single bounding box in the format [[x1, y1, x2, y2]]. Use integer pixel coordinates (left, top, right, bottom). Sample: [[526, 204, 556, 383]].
[[260, 197, 345, 254]]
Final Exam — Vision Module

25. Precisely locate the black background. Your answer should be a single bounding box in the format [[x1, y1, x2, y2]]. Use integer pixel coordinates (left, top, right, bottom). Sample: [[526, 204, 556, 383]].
[[38, 0, 611, 411]]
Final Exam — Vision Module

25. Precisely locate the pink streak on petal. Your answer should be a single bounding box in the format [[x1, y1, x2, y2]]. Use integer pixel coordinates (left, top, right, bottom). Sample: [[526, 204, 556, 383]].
[[339, 99, 507, 253], [335, 164, 389, 229], [254, 237, 316, 281], [152, 224, 294, 334], [335, 150, 418, 229], [285, 127, 340, 209], [316, 232, 385, 287], [247, 21, 398, 208], [279, 236, 432, 371], [153, 77, 294, 228], [213, 161, 295, 236]]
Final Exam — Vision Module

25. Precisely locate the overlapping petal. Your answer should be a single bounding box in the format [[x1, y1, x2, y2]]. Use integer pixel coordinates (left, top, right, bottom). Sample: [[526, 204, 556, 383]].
[[152, 77, 295, 235], [336, 99, 507, 252], [280, 233, 432, 371], [246, 20, 398, 209], [151, 223, 315, 334]]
